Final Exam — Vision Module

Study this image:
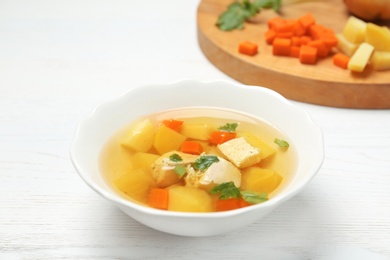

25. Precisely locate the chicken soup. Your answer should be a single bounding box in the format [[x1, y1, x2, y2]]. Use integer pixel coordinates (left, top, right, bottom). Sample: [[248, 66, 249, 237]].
[[100, 107, 297, 213]]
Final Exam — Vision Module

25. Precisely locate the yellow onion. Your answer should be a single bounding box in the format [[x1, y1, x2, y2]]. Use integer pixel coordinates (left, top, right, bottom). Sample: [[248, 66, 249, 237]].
[[344, 0, 390, 21]]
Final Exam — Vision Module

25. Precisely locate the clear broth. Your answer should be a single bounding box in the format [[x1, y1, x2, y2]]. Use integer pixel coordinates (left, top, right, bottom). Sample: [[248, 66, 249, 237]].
[[100, 107, 297, 208]]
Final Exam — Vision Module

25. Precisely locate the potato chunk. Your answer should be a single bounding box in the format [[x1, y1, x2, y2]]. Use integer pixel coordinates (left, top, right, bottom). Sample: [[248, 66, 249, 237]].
[[336, 33, 358, 57], [180, 123, 213, 141], [241, 167, 283, 195], [365, 23, 390, 52], [121, 118, 154, 152], [370, 51, 390, 71], [168, 186, 213, 212], [342, 16, 367, 44], [114, 169, 156, 203], [217, 137, 261, 168], [348, 42, 374, 72], [153, 125, 186, 155], [131, 152, 160, 170]]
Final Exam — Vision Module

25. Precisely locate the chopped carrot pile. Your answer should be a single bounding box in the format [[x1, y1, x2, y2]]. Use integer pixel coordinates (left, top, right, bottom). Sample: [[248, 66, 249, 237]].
[[238, 41, 258, 56], [265, 13, 338, 65], [148, 188, 169, 210], [180, 140, 204, 155]]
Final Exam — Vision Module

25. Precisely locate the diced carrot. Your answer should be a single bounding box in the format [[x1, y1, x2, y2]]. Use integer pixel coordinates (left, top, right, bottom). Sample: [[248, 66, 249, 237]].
[[290, 46, 301, 58], [162, 119, 183, 132], [180, 140, 203, 155], [239, 198, 252, 208], [308, 39, 329, 58], [333, 53, 350, 69], [209, 131, 236, 145], [267, 17, 285, 30], [309, 24, 327, 40], [291, 36, 301, 46], [323, 35, 338, 48], [293, 21, 306, 36], [299, 35, 312, 45], [276, 31, 294, 39], [272, 38, 291, 56], [299, 45, 318, 64], [265, 29, 276, 45], [216, 198, 241, 211], [238, 41, 258, 56], [273, 20, 294, 33], [298, 13, 316, 29], [148, 188, 169, 210]]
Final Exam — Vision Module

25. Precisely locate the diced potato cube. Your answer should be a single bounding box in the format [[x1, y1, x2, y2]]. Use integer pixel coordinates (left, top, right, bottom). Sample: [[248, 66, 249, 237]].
[[365, 23, 390, 52], [348, 42, 374, 72], [168, 186, 213, 212], [217, 137, 261, 168], [237, 132, 276, 160], [370, 51, 390, 71], [131, 152, 160, 170], [100, 138, 134, 181], [336, 33, 358, 57], [114, 169, 156, 203], [241, 167, 283, 195], [121, 118, 155, 152], [180, 124, 213, 141], [153, 125, 187, 155], [342, 16, 366, 44]]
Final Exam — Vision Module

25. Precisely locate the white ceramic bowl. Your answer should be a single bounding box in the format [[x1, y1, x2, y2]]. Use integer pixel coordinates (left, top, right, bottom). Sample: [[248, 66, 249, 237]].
[[70, 79, 324, 237]]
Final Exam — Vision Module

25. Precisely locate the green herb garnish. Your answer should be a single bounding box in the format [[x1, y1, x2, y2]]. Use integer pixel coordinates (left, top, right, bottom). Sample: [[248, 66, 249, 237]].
[[241, 190, 268, 204], [218, 122, 238, 132], [217, 0, 282, 31], [169, 153, 183, 162], [211, 182, 269, 204], [173, 165, 187, 178], [274, 138, 290, 148], [193, 155, 219, 171], [210, 181, 241, 199]]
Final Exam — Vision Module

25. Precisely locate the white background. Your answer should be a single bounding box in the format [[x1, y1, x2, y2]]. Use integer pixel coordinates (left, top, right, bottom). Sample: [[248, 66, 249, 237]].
[[1, 0, 390, 259]]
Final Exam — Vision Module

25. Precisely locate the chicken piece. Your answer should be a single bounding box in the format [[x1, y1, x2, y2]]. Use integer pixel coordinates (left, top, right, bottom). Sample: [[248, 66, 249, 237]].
[[151, 151, 198, 188], [198, 157, 241, 188], [217, 137, 261, 168]]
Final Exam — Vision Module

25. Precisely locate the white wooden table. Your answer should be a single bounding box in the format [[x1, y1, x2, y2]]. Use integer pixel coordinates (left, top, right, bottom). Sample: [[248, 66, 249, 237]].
[[1, 1, 389, 259]]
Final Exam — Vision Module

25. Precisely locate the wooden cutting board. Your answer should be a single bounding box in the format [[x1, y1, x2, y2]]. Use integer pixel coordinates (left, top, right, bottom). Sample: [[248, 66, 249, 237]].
[[197, 0, 390, 108]]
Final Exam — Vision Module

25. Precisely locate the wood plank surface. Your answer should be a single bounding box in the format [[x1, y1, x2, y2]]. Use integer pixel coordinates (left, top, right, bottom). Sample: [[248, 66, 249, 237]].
[[197, 0, 390, 108]]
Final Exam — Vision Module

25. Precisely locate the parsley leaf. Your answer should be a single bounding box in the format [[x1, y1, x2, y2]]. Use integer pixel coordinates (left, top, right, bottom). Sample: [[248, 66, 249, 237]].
[[218, 122, 238, 132], [169, 153, 183, 162], [241, 190, 268, 204], [217, 0, 282, 31], [274, 138, 290, 148], [193, 155, 219, 171], [255, 0, 282, 11], [173, 165, 186, 178], [210, 181, 241, 199]]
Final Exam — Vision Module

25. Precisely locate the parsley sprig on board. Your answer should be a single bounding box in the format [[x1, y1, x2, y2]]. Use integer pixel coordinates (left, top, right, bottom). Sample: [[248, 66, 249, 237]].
[[217, 0, 282, 31]]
